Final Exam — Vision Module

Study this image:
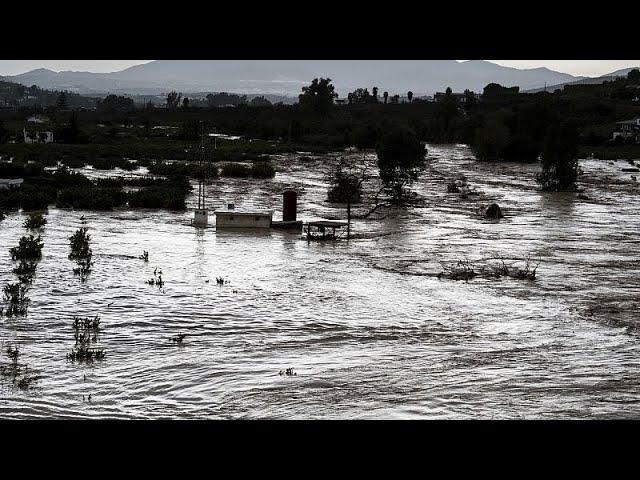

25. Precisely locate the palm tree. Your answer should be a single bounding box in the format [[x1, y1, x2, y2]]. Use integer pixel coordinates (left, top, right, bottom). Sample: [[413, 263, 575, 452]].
[[407, 91, 413, 103], [383, 91, 388, 104]]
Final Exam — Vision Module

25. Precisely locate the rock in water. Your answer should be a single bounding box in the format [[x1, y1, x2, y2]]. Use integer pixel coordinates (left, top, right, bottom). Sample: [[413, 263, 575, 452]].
[[486, 203, 503, 219]]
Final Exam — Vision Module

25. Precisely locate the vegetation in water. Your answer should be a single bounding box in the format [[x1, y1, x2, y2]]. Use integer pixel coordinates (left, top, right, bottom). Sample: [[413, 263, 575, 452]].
[[438, 256, 539, 282], [375, 127, 426, 203], [23, 212, 47, 230], [69, 226, 93, 281], [12, 260, 38, 284], [2, 283, 30, 317], [0, 345, 39, 391], [537, 123, 580, 191], [9, 235, 44, 261], [67, 315, 105, 363]]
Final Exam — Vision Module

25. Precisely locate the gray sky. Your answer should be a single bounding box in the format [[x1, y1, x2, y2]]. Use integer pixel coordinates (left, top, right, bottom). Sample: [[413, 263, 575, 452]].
[[0, 60, 638, 77]]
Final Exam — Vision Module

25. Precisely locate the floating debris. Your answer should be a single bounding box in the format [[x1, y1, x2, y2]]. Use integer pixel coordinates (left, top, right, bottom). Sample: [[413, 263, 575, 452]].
[[170, 333, 187, 344], [438, 256, 539, 282], [485, 203, 503, 219], [140, 250, 149, 262], [279, 368, 297, 376]]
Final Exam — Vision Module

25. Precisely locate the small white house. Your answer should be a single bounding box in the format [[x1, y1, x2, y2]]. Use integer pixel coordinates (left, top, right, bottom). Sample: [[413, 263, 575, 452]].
[[27, 115, 49, 124], [214, 203, 273, 229], [0, 178, 24, 190], [612, 117, 640, 142], [23, 128, 54, 144]]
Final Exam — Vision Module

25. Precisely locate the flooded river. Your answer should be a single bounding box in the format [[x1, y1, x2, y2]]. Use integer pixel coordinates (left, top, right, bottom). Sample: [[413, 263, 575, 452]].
[[1, 144, 639, 419]]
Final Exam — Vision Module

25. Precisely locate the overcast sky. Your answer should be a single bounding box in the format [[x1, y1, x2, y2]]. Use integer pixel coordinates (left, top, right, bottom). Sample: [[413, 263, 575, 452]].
[[0, 60, 638, 77]]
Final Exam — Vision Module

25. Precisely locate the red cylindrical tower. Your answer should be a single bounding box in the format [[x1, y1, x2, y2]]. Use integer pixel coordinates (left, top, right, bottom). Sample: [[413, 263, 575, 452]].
[[282, 189, 297, 222]]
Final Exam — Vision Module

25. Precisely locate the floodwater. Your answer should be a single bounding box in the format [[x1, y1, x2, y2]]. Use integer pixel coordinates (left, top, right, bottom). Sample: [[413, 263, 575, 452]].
[[1, 144, 639, 419]]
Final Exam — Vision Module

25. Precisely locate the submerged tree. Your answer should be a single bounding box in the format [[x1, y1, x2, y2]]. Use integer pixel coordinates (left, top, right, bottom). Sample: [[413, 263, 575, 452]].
[[327, 156, 369, 239], [537, 123, 579, 191], [375, 127, 426, 203], [298, 78, 337, 114], [472, 114, 510, 161]]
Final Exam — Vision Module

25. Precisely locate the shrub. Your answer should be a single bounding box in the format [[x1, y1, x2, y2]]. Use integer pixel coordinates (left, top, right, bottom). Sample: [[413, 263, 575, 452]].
[[127, 177, 191, 210], [251, 161, 276, 178], [57, 187, 127, 210], [221, 163, 251, 177], [537, 123, 579, 191], [472, 115, 510, 161], [23, 212, 47, 229], [53, 167, 92, 189], [375, 127, 426, 202], [9, 235, 44, 260], [501, 135, 540, 163]]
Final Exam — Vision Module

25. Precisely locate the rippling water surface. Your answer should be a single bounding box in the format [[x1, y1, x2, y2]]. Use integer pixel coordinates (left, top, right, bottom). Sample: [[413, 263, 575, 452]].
[[1, 144, 639, 419]]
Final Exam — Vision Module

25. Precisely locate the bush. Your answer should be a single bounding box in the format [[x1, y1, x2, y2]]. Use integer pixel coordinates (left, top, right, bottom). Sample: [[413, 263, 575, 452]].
[[146, 161, 216, 178], [538, 123, 579, 191], [89, 156, 137, 171], [501, 135, 540, 163], [24, 213, 47, 229], [57, 187, 128, 210], [9, 235, 44, 260], [472, 115, 509, 161], [221, 163, 251, 177], [53, 167, 93, 188], [251, 161, 276, 178], [128, 187, 187, 210], [127, 176, 191, 210], [375, 127, 426, 201]]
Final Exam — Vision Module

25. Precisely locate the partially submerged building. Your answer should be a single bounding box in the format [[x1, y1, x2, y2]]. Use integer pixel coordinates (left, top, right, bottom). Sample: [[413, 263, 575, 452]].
[[0, 178, 24, 190], [214, 202, 273, 229], [612, 117, 640, 143], [23, 127, 53, 144]]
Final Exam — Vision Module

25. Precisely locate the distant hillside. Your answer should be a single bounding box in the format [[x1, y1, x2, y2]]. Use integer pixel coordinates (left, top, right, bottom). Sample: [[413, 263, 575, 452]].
[[524, 66, 640, 93], [0, 79, 97, 108], [2, 60, 582, 97]]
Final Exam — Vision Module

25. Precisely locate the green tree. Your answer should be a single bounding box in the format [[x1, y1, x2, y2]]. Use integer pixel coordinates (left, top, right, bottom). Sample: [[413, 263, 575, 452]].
[[627, 68, 640, 81], [472, 114, 509, 161], [349, 88, 373, 104], [537, 123, 579, 191], [375, 127, 426, 203], [407, 91, 413, 103], [56, 91, 68, 110], [250, 96, 272, 107], [327, 156, 368, 239], [383, 91, 388, 104], [298, 78, 337, 114], [166, 91, 182, 109], [372, 87, 379, 103]]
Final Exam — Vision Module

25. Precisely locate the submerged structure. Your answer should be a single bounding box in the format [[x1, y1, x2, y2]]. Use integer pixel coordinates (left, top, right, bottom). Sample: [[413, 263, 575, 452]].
[[302, 220, 348, 240], [193, 122, 210, 227], [272, 188, 303, 231], [214, 202, 273, 229]]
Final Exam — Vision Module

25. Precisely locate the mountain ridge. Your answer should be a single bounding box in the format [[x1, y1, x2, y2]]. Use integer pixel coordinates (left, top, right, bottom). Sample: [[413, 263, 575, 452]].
[[0, 60, 627, 98]]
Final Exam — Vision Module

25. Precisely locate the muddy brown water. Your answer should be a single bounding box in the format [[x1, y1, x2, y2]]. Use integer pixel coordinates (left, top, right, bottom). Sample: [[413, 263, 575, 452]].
[[1, 144, 639, 419]]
